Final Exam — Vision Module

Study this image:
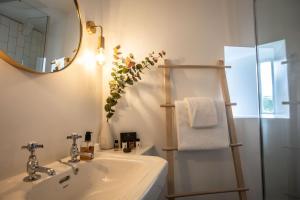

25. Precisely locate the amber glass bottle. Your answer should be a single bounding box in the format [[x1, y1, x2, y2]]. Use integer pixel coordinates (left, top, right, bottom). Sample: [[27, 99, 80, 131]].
[[80, 131, 94, 160]]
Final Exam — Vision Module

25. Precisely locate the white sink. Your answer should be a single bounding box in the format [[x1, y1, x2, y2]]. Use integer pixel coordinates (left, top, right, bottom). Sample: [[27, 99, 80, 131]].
[[0, 153, 167, 200]]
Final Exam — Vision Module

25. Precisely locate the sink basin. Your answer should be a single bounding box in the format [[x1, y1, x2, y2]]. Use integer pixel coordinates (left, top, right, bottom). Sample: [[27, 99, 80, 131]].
[[0, 153, 167, 200]]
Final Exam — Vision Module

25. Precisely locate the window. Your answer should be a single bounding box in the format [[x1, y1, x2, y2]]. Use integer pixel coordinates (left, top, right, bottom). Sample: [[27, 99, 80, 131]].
[[258, 40, 289, 118], [225, 40, 289, 119]]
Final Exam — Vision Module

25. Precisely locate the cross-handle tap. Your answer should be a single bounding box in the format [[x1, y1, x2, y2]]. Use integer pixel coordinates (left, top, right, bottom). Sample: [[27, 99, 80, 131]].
[[21, 142, 43, 154], [67, 133, 82, 163], [21, 142, 56, 182]]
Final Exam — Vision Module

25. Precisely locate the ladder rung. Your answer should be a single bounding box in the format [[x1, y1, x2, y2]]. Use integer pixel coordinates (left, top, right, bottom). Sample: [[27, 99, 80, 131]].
[[162, 143, 243, 151], [166, 187, 249, 199], [282, 101, 300, 105], [227, 102, 237, 106], [158, 64, 231, 69], [162, 146, 178, 151], [160, 102, 237, 108], [230, 143, 243, 147], [160, 104, 175, 108]]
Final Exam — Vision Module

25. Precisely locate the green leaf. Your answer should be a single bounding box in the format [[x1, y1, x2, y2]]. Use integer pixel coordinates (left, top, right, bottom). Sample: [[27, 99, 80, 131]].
[[104, 104, 111, 112], [106, 97, 113, 103], [125, 78, 134, 85], [111, 92, 121, 99], [132, 76, 138, 82], [111, 100, 118, 106], [120, 75, 125, 80], [120, 84, 125, 89], [137, 72, 141, 80], [123, 68, 129, 73], [136, 64, 142, 69], [118, 88, 125, 93], [106, 112, 114, 119], [117, 80, 124, 85]]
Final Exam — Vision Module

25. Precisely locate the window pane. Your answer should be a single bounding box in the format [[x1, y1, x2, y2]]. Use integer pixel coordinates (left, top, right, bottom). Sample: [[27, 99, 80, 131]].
[[259, 61, 274, 113]]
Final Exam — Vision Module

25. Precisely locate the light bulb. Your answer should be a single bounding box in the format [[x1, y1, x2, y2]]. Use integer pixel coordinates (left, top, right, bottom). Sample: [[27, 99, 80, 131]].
[[96, 48, 105, 65]]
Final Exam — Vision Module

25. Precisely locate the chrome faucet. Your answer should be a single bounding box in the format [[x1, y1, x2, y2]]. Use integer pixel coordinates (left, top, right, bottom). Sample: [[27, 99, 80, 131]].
[[21, 142, 56, 182], [66, 133, 82, 163]]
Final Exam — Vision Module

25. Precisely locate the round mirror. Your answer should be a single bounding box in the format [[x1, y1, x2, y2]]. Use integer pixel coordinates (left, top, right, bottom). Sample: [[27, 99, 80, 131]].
[[0, 0, 82, 73]]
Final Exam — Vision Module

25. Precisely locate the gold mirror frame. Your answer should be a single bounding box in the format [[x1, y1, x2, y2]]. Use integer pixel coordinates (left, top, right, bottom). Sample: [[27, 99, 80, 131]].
[[0, 0, 83, 74]]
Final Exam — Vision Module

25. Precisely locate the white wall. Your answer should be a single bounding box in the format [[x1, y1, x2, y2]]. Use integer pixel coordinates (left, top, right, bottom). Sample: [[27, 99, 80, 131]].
[[225, 46, 259, 117], [0, 0, 103, 180], [99, 0, 262, 199]]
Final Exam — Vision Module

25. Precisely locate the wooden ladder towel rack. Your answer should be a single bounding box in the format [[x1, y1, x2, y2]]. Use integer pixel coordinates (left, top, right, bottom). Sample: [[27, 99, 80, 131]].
[[159, 59, 248, 200]]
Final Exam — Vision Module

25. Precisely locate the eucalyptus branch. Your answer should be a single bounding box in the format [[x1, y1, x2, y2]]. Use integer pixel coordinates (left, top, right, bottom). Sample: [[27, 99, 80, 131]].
[[105, 45, 166, 120]]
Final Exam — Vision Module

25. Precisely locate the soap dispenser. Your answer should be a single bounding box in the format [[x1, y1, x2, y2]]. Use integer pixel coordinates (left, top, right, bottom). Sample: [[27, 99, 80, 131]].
[[80, 131, 94, 160]]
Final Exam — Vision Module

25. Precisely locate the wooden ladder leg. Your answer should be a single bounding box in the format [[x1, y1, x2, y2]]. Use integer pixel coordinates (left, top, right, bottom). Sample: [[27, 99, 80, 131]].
[[164, 60, 175, 200], [166, 151, 175, 200], [218, 61, 247, 200], [166, 105, 175, 200]]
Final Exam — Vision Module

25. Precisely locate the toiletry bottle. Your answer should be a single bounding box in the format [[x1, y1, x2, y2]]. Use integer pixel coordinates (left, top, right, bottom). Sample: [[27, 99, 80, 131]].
[[122, 141, 127, 150], [136, 138, 141, 149], [129, 140, 135, 149], [80, 131, 94, 160], [114, 140, 119, 151]]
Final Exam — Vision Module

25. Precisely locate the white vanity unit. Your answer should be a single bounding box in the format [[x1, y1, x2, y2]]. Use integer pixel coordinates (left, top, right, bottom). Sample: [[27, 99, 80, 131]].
[[0, 151, 167, 200]]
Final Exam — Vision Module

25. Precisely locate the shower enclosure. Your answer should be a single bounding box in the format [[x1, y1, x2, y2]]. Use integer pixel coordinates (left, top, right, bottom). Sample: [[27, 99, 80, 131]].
[[255, 0, 300, 199]]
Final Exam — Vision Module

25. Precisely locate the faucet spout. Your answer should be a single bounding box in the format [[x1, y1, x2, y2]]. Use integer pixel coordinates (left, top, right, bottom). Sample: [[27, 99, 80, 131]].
[[36, 166, 56, 176], [59, 160, 79, 175]]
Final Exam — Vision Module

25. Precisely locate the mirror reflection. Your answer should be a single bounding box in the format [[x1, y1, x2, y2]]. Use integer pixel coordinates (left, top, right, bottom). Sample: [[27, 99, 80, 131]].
[[0, 0, 82, 73]]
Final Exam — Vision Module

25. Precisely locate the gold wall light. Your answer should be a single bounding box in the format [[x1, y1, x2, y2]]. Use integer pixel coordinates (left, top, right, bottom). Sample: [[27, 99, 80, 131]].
[[86, 20, 105, 65]]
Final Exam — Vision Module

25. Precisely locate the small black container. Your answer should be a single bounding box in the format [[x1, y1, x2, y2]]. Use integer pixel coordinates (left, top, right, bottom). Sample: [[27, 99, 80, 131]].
[[120, 132, 137, 148], [123, 147, 131, 153]]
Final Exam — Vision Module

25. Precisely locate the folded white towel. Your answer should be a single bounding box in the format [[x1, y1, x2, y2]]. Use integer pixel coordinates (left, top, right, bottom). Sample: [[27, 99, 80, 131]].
[[175, 100, 229, 151], [184, 97, 218, 128]]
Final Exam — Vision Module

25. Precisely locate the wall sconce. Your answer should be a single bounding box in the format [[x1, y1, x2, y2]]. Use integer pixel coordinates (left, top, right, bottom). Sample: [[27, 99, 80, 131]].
[[86, 20, 105, 65]]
